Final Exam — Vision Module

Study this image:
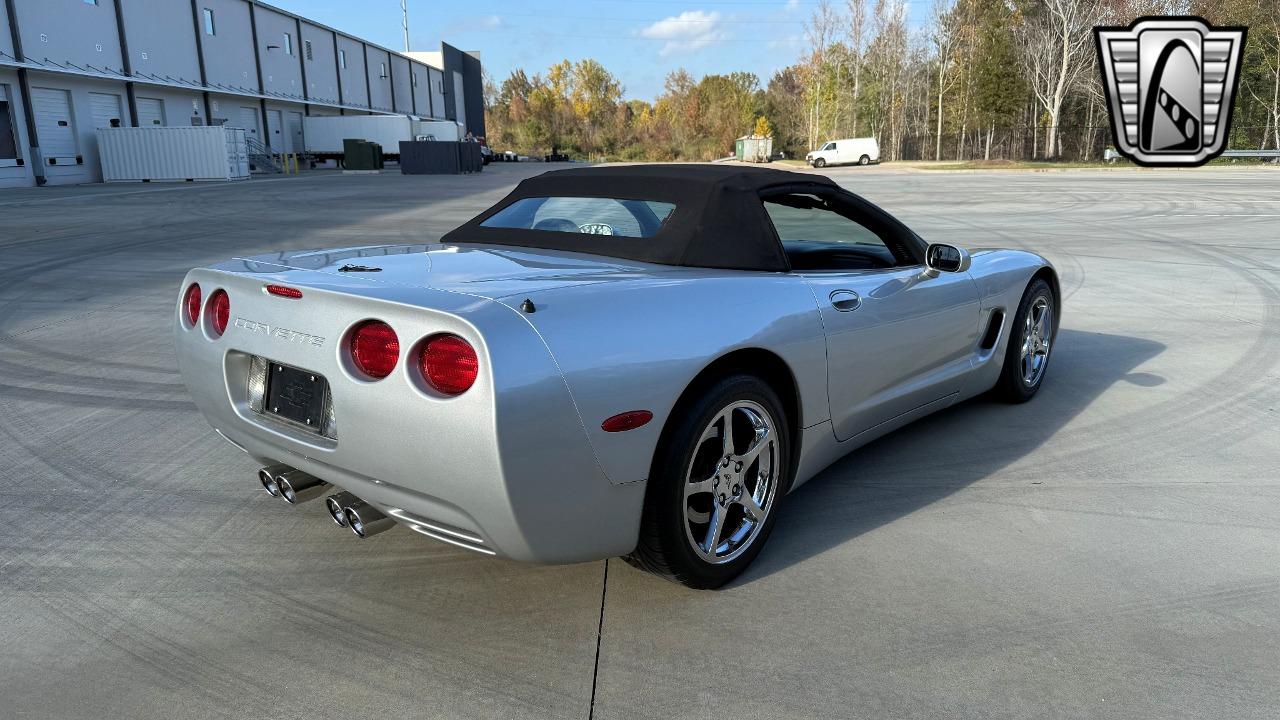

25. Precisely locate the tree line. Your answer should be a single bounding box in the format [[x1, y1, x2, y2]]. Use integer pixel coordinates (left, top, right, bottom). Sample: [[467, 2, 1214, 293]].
[[483, 0, 1280, 162]]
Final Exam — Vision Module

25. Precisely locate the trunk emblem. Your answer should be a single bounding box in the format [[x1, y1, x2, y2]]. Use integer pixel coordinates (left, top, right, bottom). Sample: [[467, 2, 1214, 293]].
[[233, 317, 325, 348]]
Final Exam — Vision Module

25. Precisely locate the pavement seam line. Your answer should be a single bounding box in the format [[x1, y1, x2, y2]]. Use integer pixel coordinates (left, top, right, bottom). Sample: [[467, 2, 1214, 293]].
[[588, 558, 609, 720]]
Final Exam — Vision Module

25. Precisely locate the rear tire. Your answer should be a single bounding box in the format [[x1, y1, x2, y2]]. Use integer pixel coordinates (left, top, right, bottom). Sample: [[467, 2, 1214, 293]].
[[993, 278, 1056, 403], [626, 374, 790, 589], [859, 155, 870, 165], [813, 157, 826, 168]]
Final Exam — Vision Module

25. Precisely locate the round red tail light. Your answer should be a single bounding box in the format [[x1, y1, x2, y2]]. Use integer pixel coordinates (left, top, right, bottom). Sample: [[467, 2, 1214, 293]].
[[350, 321, 399, 379], [209, 289, 230, 336], [183, 283, 201, 327], [420, 334, 478, 395]]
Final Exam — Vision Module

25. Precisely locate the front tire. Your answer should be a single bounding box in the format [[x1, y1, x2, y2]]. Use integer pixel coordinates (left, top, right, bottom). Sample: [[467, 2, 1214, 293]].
[[993, 278, 1055, 402], [626, 375, 790, 589], [813, 157, 826, 168]]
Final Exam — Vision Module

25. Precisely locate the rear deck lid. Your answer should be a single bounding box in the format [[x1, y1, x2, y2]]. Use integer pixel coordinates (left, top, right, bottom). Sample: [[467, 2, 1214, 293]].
[[231, 243, 662, 300]]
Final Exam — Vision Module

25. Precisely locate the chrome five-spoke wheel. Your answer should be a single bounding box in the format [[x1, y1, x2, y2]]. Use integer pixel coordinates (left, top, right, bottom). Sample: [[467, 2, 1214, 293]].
[[995, 277, 1056, 403], [682, 400, 780, 565], [627, 373, 790, 589], [1021, 295, 1053, 386]]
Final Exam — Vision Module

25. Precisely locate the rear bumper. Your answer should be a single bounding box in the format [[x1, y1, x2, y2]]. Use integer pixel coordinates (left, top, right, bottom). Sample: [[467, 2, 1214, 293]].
[[175, 267, 646, 563]]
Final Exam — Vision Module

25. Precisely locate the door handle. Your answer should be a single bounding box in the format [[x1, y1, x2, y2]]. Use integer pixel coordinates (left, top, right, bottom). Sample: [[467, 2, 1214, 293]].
[[829, 290, 861, 311]]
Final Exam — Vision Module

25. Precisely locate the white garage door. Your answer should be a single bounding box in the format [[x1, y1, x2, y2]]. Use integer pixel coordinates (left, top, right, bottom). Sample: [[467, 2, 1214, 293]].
[[287, 111, 303, 153], [136, 97, 165, 127], [89, 92, 124, 129], [266, 109, 283, 150], [237, 106, 261, 139], [31, 87, 77, 162]]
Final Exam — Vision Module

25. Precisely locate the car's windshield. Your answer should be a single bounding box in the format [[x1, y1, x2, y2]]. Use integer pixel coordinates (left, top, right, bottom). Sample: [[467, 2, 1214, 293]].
[[480, 196, 677, 238]]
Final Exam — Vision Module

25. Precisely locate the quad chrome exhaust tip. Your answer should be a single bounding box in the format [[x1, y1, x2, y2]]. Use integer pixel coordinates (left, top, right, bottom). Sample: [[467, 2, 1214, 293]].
[[262, 470, 396, 538], [325, 491, 359, 527], [325, 493, 394, 538], [343, 499, 395, 538], [276, 470, 332, 504], [258, 464, 292, 497]]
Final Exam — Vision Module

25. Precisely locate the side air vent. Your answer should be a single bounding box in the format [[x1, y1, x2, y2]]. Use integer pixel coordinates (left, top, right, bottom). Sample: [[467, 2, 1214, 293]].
[[980, 309, 1005, 350]]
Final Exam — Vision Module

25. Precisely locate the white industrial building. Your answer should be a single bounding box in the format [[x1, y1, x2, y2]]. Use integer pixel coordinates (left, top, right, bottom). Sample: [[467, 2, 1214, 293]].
[[0, 0, 484, 188]]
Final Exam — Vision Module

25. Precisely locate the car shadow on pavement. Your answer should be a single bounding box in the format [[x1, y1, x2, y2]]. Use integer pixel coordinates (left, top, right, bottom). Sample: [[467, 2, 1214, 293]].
[[736, 328, 1167, 585]]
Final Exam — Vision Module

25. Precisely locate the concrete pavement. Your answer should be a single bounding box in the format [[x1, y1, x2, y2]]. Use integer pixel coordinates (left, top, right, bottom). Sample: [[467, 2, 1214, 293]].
[[1, 163, 1277, 719]]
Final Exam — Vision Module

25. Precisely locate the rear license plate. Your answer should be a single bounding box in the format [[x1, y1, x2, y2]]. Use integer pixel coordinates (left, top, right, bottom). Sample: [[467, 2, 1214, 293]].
[[264, 362, 328, 432]]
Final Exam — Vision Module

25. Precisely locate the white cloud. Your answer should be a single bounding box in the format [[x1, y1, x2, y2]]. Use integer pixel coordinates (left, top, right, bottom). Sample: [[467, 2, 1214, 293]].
[[480, 15, 502, 28], [767, 34, 802, 51], [639, 10, 728, 57]]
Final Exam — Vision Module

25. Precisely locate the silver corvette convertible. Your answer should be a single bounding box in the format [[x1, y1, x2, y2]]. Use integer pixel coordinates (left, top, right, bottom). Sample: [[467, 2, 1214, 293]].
[[176, 165, 1058, 588]]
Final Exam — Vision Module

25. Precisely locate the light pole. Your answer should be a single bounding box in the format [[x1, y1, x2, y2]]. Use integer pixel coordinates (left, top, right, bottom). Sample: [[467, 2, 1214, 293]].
[[401, 0, 409, 52]]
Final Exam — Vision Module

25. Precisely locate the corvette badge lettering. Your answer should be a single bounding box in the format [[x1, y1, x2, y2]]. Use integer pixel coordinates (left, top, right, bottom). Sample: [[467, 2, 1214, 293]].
[[233, 317, 325, 347]]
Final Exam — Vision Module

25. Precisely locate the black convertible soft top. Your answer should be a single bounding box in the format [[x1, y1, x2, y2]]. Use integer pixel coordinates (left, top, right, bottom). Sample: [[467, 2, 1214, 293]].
[[440, 164, 845, 271]]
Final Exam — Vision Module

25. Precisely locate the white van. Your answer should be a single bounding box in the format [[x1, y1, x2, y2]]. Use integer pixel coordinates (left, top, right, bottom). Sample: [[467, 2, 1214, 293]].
[[806, 137, 880, 168]]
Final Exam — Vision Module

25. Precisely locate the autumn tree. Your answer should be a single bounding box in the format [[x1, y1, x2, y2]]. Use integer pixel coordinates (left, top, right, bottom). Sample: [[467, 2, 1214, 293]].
[[483, 0, 1277, 163]]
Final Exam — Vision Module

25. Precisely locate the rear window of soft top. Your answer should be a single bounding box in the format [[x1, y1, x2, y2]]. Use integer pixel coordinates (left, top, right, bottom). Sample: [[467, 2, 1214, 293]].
[[480, 196, 676, 238]]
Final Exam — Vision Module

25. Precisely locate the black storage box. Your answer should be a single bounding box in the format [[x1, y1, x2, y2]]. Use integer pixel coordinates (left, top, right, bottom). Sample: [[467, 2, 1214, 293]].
[[399, 141, 484, 175]]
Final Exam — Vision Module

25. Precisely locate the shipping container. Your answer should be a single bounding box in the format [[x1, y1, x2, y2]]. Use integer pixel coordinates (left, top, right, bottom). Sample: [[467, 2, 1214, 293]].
[[97, 126, 250, 182]]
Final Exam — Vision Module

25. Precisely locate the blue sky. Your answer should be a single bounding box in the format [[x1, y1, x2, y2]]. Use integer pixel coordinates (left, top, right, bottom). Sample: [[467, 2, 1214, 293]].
[[269, 0, 834, 101]]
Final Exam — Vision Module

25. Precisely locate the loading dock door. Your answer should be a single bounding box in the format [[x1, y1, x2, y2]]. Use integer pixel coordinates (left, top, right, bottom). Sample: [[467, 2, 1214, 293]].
[[31, 88, 78, 163], [287, 111, 303, 154], [89, 92, 125, 130], [237, 106, 261, 141], [0, 85, 19, 166], [266, 109, 283, 151], [136, 97, 166, 127]]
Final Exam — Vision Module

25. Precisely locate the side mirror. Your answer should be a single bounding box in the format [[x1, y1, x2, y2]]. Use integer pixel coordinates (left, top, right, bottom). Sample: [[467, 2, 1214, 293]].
[[924, 243, 971, 274]]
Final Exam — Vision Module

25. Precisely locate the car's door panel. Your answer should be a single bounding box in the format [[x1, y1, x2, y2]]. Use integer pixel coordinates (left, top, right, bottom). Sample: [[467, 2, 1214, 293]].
[[762, 187, 983, 442], [802, 267, 981, 441]]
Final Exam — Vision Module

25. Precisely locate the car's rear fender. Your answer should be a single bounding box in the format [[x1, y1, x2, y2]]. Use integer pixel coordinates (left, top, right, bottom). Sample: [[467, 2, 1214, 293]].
[[508, 271, 830, 486]]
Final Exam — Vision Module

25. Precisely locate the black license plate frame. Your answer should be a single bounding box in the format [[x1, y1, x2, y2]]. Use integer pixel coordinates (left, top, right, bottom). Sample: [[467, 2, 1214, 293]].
[[263, 362, 328, 433]]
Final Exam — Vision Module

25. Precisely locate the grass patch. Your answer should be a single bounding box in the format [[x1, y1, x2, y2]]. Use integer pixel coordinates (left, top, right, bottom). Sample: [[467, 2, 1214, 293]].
[[913, 159, 1120, 170]]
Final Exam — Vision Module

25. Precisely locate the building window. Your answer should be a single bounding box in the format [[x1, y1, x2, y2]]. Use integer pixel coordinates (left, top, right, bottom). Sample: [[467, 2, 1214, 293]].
[[412, 71, 418, 87], [83, 0, 98, 5], [304, 40, 313, 61], [338, 49, 346, 69], [203, 8, 215, 36], [380, 62, 387, 79], [283, 33, 293, 56]]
